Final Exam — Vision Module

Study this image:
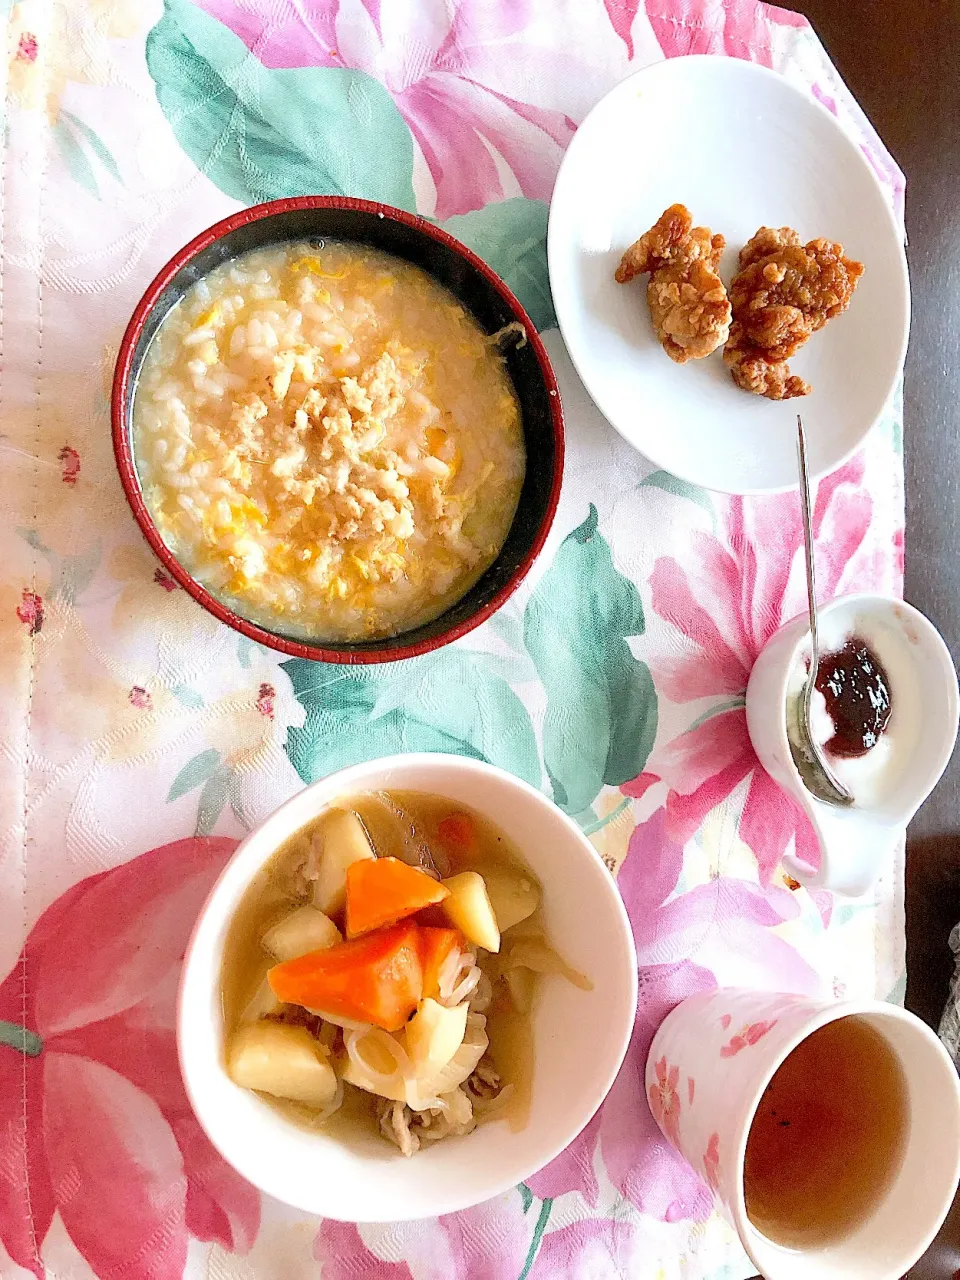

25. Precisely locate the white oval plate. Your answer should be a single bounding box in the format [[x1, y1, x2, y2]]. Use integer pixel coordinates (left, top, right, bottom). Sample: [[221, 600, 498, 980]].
[[548, 56, 910, 494]]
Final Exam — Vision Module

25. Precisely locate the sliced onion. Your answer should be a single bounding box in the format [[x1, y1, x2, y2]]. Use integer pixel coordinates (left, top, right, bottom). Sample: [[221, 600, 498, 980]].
[[307, 1007, 371, 1032], [446, 965, 482, 1008], [438, 1086, 473, 1127], [345, 1026, 409, 1094], [505, 940, 593, 991], [427, 1015, 488, 1095], [286, 833, 318, 897], [404, 1080, 443, 1112], [317, 1020, 339, 1051], [306, 832, 323, 879], [474, 1082, 515, 1123], [240, 976, 279, 1024], [436, 946, 465, 1002], [485, 320, 527, 352], [438, 948, 482, 1007], [311, 1070, 344, 1126], [468, 971, 492, 1013], [415, 1087, 476, 1141]]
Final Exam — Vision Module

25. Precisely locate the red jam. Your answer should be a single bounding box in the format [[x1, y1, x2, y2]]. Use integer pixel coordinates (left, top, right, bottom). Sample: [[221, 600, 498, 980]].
[[814, 638, 892, 758]]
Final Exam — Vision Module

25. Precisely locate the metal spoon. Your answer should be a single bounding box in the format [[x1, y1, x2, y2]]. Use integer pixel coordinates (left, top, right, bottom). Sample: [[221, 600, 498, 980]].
[[795, 415, 854, 807]]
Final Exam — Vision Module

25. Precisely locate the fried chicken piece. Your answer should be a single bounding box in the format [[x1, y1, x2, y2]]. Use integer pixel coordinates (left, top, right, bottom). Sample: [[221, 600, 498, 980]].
[[615, 204, 732, 363], [723, 227, 864, 400]]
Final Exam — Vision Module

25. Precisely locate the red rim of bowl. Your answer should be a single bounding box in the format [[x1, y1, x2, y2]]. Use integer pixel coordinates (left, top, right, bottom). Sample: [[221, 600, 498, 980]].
[[111, 195, 565, 665]]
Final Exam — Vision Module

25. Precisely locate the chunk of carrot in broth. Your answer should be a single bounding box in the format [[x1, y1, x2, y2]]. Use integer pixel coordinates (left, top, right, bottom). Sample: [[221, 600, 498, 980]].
[[345, 856, 449, 938], [437, 811, 475, 854], [418, 926, 464, 1000], [268, 922, 423, 1032]]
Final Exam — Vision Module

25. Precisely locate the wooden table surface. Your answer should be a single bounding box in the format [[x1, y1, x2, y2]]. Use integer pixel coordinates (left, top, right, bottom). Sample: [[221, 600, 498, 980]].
[[774, 3, 960, 1275]]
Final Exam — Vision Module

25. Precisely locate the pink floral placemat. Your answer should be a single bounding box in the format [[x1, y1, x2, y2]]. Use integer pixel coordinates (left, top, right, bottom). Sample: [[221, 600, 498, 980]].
[[0, 2, 905, 1277]]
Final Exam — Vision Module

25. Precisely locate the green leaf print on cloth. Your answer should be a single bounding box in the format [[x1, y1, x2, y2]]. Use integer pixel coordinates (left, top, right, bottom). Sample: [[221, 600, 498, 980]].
[[282, 507, 657, 826], [442, 199, 555, 332], [640, 469, 715, 522], [525, 505, 657, 816], [167, 747, 233, 834], [146, 4, 557, 333], [146, 0, 416, 209], [53, 110, 123, 198], [167, 747, 221, 801], [283, 651, 541, 788]]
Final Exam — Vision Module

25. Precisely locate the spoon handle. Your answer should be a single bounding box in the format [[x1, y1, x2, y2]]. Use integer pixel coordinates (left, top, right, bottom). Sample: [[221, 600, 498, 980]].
[[796, 416, 854, 807], [797, 416, 820, 675]]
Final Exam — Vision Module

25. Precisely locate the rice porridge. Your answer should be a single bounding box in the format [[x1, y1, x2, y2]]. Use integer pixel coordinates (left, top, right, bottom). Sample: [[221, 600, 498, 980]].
[[132, 241, 526, 641]]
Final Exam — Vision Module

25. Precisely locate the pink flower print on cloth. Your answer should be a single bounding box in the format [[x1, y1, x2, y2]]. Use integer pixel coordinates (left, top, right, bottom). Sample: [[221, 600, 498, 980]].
[[525, 1217, 647, 1278], [721, 1018, 778, 1057], [625, 455, 875, 885], [623, 807, 820, 995], [642, 0, 806, 67], [527, 956, 718, 1224], [16, 588, 44, 635], [317, 1208, 646, 1280], [0, 837, 259, 1280], [58, 444, 80, 485], [200, 0, 579, 217], [256, 682, 276, 719], [702, 1131, 721, 1193], [316, 1197, 530, 1280], [648, 1055, 683, 1147], [526, 806, 818, 1223]]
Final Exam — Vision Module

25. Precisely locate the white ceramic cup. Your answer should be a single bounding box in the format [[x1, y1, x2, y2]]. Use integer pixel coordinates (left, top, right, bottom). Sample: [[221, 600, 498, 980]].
[[746, 593, 959, 897], [647, 988, 960, 1280], [178, 753, 638, 1221]]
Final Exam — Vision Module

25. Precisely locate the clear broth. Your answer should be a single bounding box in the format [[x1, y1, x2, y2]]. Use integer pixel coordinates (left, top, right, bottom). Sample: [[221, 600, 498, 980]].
[[744, 1015, 908, 1250]]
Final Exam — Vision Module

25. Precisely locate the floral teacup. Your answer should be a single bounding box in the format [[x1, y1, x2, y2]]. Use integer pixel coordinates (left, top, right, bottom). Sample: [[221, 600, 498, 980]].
[[647, 988, 960, 1279]]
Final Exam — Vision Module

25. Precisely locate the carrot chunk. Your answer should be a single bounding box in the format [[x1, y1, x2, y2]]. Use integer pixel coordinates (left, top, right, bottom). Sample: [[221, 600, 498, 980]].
[[268, 922, 423, 1032], [418, 926, 464, 1000], [345, 856, 449, 938], [437, 811, 475, 853]]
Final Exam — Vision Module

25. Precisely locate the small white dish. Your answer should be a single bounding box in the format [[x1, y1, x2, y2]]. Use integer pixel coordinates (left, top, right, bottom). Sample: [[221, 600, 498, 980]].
[[177, 753, 637, 1221], [547, 55, 910, 494], [746, 595, 958, 897]]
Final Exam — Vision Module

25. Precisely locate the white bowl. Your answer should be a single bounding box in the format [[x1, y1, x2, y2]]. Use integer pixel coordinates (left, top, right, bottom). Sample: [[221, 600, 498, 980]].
[[745, 594, 958, 897], [177, 754, 638, 1220], [548, 55, 910, 494]]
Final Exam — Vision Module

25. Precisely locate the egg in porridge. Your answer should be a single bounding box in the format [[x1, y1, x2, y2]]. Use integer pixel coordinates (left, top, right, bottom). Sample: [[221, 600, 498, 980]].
[[132, 242, 526, 641]]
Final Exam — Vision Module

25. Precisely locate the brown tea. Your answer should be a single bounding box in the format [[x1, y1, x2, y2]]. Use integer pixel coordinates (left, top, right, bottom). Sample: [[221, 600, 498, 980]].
[[744, 1015, 908, 1249]]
